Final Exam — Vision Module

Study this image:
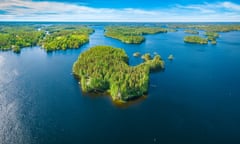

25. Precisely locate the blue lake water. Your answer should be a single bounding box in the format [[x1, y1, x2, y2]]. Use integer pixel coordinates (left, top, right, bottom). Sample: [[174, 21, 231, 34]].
[[0, 24, 240, 144]]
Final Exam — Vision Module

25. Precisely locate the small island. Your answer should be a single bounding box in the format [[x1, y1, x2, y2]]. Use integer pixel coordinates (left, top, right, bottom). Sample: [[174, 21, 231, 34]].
[[133, 52, 141, 57], [205, 31, 219, 44], [104, 26, 167, 44], [72, 46, 164, 102], [184, 36, 208, 44], [168, 54, 174, 60], [184, 29, 199, 34]]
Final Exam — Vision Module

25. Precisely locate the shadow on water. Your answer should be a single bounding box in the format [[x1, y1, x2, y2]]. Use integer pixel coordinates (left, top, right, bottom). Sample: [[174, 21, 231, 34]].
[[73, 75, 148, 108]]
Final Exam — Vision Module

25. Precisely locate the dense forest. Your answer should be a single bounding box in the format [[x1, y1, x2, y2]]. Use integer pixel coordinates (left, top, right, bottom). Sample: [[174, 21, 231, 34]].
[[205, 31, 219, 44], [72, 46, 164, 102], [0, 25, 44, 53], [184, 36, 208, 44], [168, 24, 240, 32], [1, 24, 239, 53], [40, 25, 94, 51], [184, 29, 199, 34], [0, 24, 93, 53], [170, 24, 240, 45], [184, 31, 219, 45], [104, 26, 167, 44]]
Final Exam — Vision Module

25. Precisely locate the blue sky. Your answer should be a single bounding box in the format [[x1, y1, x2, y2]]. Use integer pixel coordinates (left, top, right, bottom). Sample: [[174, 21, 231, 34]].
[[0, 0, 240, 22]]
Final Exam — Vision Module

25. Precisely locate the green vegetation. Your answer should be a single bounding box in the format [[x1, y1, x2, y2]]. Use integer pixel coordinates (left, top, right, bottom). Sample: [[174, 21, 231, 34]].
[[0, 24, 94, 53], [166, 29, 178, 32], [205, 31, 219, 44], [40, 26, 94, 52], [133, 52, 141, 57], [184, 30, 199, 34], [72, 46, 164, 102], [184, 36, 208, 44], [168, 24, 240, 45], [0, 25, 44, 53], [141, 53, 152, 61], [168, 24, 240, 32], [104, 26, 167, 44]]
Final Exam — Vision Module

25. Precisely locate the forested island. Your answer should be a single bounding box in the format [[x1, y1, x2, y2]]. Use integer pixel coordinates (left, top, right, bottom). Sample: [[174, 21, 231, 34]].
[[72, 46, 164, 102], [168, 24, 239, 45], [184, 31, 219, 45], [205, 31, 219, 44], [184, 30, 199, 34], [40, 25, 94, 51], [104, 26, 167, 44], [0, 24, 93, 53], [184, 36, 208, 44]]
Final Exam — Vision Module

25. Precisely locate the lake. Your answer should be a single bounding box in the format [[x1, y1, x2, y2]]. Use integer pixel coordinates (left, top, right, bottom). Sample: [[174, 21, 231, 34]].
[[0, 24, 240, 144]]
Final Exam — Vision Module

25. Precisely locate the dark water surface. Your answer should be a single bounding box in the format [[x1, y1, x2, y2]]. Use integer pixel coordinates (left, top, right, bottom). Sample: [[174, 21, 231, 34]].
[[0, 25, 240, 144]]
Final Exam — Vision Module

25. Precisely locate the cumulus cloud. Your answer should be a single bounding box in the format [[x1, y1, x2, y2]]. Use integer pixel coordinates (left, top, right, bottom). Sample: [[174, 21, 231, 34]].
[[220, 1, 240, 11], [0, 0, 239, 22]]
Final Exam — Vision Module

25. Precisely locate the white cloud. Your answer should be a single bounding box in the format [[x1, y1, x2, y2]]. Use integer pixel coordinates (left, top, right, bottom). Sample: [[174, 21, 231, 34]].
[[0, 0, 239, 22], [220, 1, 240, 11]]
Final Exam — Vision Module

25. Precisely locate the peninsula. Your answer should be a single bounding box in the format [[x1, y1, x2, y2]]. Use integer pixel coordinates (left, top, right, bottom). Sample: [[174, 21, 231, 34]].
[[104, 26, 167, 44]]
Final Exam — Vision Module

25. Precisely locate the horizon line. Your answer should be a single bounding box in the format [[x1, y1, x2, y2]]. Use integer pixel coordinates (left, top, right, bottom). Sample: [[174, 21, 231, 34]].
[[1, 21, 240, 23]]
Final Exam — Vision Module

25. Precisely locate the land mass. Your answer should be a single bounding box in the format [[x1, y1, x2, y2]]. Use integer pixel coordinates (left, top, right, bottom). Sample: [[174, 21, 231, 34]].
[[0, 25, 44, 53], [104, 26, 167, 44], [72, 45, 164, 102], [40, 25, 94, 52], [184, 29, 199, 34], [0, 24, 93, 53], [184, 36, 208, 44]]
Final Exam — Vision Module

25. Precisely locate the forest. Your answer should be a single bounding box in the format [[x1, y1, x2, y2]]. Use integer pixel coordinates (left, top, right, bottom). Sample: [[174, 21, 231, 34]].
[[72, 45, 164, 101], [184, 36, 208, 44], [104, 26, 167, 44], [0, 25, 44, 53], [168, 24, 240, 32], [40, 25, 94, 51], [184, 29, 199, 34], [0, 24, 93, 53]]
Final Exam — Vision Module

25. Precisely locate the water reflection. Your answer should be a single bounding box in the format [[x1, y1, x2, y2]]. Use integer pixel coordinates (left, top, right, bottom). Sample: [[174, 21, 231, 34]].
[[0, 55, 30, 144]]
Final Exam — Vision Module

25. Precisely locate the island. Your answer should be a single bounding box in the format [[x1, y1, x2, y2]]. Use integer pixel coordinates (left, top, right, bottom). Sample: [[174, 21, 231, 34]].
[[40, 25, 94, 52], [184, 36, 208, 44], [205, 31, 219, 44], [104, 26, 167, 44], [168, 54, 174, 60], [170, 24, 240, 45], [184, 30, 199, 34], [72, 45, 164, 102], [133, 52, 141, 57]]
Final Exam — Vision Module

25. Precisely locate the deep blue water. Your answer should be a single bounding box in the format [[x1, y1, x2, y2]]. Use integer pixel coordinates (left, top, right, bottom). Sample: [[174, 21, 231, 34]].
[[0, 24, 240, 144]]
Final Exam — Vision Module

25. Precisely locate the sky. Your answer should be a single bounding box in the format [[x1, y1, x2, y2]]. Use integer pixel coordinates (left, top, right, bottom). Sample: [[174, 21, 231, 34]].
[[0, 0, 240, 22]]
